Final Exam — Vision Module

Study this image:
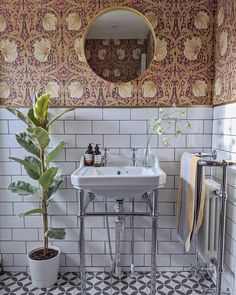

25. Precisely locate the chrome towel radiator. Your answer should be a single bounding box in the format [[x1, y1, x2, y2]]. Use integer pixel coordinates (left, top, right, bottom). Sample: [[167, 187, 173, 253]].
[[192, 150, 235, 295]]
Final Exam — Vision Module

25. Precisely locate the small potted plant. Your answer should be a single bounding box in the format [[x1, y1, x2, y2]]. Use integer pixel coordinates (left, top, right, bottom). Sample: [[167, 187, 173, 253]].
[[6, 93, 74, 288]]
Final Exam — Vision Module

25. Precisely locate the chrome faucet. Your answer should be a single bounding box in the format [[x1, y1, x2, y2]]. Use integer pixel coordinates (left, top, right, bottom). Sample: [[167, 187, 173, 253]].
[[102, 147, 109, 166], [130, 148, 137, 166]]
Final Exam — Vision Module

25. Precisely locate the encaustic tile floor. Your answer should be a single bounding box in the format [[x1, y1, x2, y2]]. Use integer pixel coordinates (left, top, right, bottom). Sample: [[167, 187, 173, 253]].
[[0, 271, 215, 295]]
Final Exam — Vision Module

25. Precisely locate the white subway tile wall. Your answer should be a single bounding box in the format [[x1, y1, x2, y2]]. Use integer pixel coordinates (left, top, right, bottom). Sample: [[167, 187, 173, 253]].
[[0, 107, 213, 273], [212, 103, 236, 294]]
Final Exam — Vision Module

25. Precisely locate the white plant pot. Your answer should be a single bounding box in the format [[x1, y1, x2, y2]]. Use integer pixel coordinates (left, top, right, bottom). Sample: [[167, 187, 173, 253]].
[[27, 246, 61, 288]]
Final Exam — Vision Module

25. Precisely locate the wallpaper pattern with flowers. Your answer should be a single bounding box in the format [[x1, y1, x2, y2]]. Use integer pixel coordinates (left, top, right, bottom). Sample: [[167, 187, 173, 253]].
[[85, 39, 148, 83], [213, 0, 236, 105], [0, 0, 215, 107]]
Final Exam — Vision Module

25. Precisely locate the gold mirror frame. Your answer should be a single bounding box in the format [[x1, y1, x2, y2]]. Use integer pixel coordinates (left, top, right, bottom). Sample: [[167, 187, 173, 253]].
[[82, 6, 157, 83]]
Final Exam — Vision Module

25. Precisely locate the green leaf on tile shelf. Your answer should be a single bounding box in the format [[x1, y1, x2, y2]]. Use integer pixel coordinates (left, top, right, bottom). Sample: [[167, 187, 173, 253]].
[[148, 119, 161, 133], [46, 228, 66, 240], [162, 137, 170, 147], [46, 107, 75, 129], [180, 110, 186, 117], [39, 167, 59, 189], [9, 156, 41, 180], [27, 127, 50, 149], [33, 93, 50, 125], [157, 127, 164, 135], [46, 175, 64, 200], [176, 130, 183, 137], [147, 108, 192, 148], [185, 121, 192, 128], [8, 181, 38, 196], [16, 132, 40, 158], [5, 107, 35, 127], [18, 208, 44, 218], [45, 141, 67, 165]]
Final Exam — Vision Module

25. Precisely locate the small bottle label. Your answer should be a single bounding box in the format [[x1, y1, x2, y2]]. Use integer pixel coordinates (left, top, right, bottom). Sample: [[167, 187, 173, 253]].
[[85, 154, 93, 165], [94, 154, 102, 166]]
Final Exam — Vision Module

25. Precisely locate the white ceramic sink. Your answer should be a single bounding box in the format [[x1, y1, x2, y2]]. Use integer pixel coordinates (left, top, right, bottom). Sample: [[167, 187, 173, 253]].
[[71, 155, 166, 199]]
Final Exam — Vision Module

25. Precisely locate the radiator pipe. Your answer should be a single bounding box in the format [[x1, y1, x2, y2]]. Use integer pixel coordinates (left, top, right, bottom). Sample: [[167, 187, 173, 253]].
[[215, 162, 228, 295]]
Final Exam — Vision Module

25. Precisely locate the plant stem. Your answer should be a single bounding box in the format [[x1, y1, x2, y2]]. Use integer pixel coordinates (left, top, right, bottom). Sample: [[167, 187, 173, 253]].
[[40, 149, 48, 256]]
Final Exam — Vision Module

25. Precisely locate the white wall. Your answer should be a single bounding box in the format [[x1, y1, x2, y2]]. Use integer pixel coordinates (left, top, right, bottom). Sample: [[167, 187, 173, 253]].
[[212, 103, 236, 294], [0, 107, 213, 272]]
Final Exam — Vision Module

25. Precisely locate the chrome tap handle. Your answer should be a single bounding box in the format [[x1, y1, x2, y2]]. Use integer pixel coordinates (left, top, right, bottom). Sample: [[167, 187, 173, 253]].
[[130, 148, 137, 166], [102, 147, 109, 166]]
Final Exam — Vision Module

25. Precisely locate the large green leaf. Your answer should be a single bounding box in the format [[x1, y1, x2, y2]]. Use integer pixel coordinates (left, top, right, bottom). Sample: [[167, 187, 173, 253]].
[[39, 167, 58, 189], [33, 93, 51, 125], [27, 127, 50, 149], [8, 181, 38, 196], [16, 132, 40, 158], [46, 108, 74, 129], [6, 107, 34, 127], [18, 208, 44, 218], [46, 228, 66, 240], [46, 175, 63, 200], [27, 108, 41, 127], [9, 156, 41, 180], [31, 93, 41, 105], [45, 141, 67, 165]]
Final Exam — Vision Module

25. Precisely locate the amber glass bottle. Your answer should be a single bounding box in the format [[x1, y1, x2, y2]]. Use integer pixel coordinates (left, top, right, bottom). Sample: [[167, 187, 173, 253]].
[[84, 143, 94, 166], [93, 144, 102, 167]]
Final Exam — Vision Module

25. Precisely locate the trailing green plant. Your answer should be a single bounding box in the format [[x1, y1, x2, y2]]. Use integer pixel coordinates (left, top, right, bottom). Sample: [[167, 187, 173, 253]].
[[6, 93, 74, 257], [147, 108, 192, 147]]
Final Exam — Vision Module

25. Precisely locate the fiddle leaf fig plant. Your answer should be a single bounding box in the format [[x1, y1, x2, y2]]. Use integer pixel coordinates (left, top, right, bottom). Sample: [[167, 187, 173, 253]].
[[6, 93, 74, 256]]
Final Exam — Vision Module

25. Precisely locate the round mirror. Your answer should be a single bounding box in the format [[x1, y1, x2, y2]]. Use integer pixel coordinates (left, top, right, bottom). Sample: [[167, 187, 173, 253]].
[[84, 8, 156, 83]]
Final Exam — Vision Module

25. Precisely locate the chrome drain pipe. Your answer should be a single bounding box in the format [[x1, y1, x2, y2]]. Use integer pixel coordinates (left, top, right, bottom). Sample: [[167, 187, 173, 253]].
[[84, 192, 95, 211], [105, 201, 115, 273]]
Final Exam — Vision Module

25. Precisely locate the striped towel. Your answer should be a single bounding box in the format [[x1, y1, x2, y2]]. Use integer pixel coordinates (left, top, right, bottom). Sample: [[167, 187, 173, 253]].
[[177, 153, 205, 252]]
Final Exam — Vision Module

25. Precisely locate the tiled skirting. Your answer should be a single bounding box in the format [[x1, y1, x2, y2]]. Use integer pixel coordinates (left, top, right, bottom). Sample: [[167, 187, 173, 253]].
[[0, 271, 215, 295]]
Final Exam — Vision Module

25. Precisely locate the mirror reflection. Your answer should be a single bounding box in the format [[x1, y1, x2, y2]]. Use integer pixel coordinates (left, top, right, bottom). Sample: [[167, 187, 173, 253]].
[[84, 9, 155, 83]]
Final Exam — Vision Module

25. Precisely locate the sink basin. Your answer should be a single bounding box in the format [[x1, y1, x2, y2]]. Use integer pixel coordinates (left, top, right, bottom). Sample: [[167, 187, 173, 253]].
[[71, 154, 166, 199]]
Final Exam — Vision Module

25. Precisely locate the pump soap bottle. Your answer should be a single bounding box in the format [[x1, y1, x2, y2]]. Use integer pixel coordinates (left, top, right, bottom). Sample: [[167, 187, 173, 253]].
[[93, 144, 102, 167], [84, 143, 94, 166]]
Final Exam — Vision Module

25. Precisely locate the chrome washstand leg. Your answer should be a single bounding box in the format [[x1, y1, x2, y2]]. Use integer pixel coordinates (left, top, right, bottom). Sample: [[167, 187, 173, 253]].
[[150, 189, 159, 295], [130, 197, 137, 278], [78, 189, 86, 295], [115, 199, 124, 278]]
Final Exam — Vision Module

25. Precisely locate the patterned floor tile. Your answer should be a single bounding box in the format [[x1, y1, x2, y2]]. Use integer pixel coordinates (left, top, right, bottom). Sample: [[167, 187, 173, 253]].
[[74, 271, 112, 295], [0, 272, 11, 290], [146, 271, 186, 295], [38, 272, 78, 295], [111, 272, 148, 295], [0, 272, 39, 295], [0, 270, 215, 295], [178, 271, 215, 295]]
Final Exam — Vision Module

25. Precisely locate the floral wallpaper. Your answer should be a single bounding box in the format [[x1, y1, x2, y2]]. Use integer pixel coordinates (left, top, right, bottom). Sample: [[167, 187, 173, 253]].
[[0, 0, 215, 107], [85, 39, 148, 83], [213, 0, 236, 105]]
